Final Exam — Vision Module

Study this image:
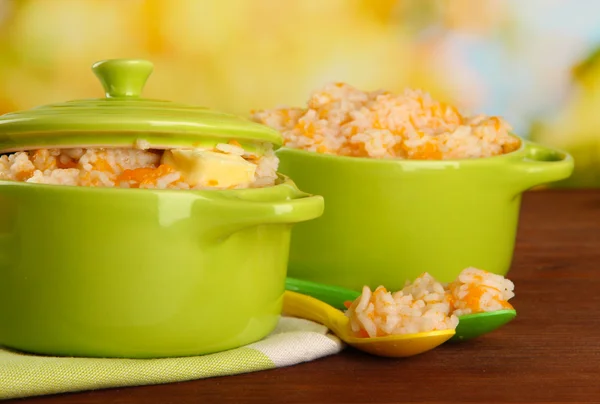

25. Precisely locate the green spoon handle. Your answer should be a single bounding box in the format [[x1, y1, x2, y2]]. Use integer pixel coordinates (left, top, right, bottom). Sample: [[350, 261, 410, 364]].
[[285, 277, 361, 310]]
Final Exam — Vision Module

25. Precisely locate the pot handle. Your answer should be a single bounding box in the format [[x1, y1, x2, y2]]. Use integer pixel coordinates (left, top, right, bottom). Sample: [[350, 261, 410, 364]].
[[204, 193, 324, 240], [235, 194, 324, 225], [510, 141, 574, 192]]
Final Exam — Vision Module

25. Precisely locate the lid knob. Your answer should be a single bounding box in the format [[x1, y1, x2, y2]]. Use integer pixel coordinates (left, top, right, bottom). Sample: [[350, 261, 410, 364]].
[[92, 59, 154, 98]]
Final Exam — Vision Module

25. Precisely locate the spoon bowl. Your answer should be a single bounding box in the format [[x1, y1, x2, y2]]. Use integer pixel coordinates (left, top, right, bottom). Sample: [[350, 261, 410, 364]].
[[286, 277, 517, 342], [283, 291, 455, 358]]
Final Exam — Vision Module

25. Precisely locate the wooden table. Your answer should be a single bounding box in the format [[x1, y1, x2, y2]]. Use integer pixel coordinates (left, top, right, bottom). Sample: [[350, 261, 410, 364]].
[[10, 190, 600, 403]]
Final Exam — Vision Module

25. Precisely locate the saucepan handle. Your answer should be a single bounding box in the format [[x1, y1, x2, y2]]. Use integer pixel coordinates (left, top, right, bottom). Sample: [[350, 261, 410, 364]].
[[203, 192, 324, 240], [510, 141, 574, 192], [232, 194, 324, 225]]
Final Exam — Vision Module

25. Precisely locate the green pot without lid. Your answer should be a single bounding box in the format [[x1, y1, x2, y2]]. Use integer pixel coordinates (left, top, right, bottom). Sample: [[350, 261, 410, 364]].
[[277, 137, 573, 290], [0, 176, 323, 358], [0, 59, 282, 155]]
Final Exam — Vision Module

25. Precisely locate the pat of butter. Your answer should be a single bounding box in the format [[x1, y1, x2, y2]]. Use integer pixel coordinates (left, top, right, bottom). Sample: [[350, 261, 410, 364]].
[[162, 149, 256, 188]]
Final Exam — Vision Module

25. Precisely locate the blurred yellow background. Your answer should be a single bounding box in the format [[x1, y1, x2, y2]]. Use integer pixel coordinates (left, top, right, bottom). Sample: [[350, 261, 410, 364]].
[[0, 0, 597, 186]]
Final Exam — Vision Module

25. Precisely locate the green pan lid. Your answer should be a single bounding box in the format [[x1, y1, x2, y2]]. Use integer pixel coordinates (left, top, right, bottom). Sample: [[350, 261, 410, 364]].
[[0, 59, 282, 155]]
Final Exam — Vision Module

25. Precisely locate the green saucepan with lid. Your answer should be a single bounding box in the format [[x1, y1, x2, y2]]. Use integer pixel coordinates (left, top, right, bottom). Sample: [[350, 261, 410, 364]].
[[0, 59, 324, 358], [277, 137, 573, 291]]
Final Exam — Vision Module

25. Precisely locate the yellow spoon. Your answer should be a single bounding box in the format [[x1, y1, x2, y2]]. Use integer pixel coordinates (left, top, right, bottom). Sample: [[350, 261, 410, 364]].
[[283, 290, 455, 358]]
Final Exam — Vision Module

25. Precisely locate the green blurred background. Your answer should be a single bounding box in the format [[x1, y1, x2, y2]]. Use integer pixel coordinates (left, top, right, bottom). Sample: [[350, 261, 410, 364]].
[[0, 0, 597, 187]]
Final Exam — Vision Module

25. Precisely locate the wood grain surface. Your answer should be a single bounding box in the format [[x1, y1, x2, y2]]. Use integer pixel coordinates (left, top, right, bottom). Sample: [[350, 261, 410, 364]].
[[9, 190, 600, 403]]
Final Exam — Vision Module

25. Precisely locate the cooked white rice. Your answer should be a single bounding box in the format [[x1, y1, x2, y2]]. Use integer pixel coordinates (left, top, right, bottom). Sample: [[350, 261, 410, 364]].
[[345, 268, 514, 338], [345, 273, 459, 337], [446, 267, 515, 316], [0, 142, 279, 190], [252, 83, 520, 160]]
